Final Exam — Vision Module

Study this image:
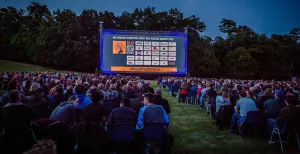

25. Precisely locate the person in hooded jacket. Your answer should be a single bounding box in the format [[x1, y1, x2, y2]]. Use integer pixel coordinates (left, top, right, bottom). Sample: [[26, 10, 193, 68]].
[[50, 95, 79, 128], [74, 84, 92, 109]]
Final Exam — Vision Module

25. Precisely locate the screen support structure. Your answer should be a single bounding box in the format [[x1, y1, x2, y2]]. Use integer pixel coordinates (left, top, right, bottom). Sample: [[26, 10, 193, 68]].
[[99, 21, 104, 73], [184, 27, 188, 76]]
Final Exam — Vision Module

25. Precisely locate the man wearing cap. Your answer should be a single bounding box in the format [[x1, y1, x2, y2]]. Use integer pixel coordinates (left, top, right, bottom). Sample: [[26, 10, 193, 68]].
[[263, 90, 286, 119]]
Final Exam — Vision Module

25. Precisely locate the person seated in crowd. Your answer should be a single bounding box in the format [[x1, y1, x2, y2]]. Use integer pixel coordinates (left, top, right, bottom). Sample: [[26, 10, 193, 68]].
[[49, 80, 61, 95], [64, 85, 74, 99], [154, 88, 171, 119], [37, 77, 49, 98], [129, 86, 144, 113], [47, 78, 56, 92], [189, 81, 198, 98], [85, 85, 96, 97], [136, 92, 170, 153], [171, 80, 180, 97], [28, 82, 39, 94], [1, 80, 27, 105], [141, 84, 151, 94], [206, 82, 218, 113], [0, 82, 7, 103], [106, 97, 137, 131], [23, 80, 32, 96], [1, 90, 36, 128], [257, 88, 272, 111], [179, 83, 188, 103], [216, 88, 231, 113], [27, 87, 47, 104], [229, 91, 257, 133], [232, 84, 243, 102], [199, 83, 209, 108], [51, 85, 68, 105], [263, 90, 286, 119], [267, 93, 300, 138], [74, 83, 92, 109], [196, 83, 204, 98], [82, 89, 106, 125], [104, 84, 119, 100], [50, 95, 79, 128]]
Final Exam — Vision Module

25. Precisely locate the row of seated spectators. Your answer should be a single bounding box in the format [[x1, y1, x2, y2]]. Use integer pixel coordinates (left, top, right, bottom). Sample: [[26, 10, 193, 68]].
[[0, 72, 172, 154], [158, 77, 300, 151]]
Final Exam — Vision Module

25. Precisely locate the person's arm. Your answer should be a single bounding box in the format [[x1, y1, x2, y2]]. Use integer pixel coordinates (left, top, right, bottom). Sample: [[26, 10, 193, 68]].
[[161, 106, 170, 126], [70, 106, 77, 128], [106, 112, 114, 130], [235, 101, 240, 113], [263, 100, 269, 111], [276, 108, 287, 129], [165, 99, 171, 114], [136, 106, 145, 130]]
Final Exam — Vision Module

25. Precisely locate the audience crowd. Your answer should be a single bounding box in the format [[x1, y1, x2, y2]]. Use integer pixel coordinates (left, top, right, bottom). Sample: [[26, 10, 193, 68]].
[[158, 76, 300, 150], [1, 72, 300, 153], [0, 72, 171, 154]]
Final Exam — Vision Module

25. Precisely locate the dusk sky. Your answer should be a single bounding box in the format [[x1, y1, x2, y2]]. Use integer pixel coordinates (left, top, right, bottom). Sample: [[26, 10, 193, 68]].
[[1, 0, 299, 38]]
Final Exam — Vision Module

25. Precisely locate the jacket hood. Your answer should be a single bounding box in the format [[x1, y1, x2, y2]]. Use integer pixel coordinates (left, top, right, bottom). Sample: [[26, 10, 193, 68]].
[[59, 101, 73, 107], [76, 94, 86, 102]]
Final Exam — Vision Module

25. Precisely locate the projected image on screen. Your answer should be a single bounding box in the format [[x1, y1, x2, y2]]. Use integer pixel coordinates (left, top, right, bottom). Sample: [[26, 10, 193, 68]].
[[112, 41, 126, 54], [101, 31, 187, 74]]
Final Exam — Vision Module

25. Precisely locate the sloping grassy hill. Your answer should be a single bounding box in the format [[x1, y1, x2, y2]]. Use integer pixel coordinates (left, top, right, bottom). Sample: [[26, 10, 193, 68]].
[[0, 60, 57, 72]]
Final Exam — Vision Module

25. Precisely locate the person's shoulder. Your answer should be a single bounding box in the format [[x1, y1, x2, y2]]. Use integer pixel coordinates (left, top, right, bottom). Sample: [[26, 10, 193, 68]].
[[140, 105, 147, 111], [84, 96, 92, 102], [264, 99, 272, 104]]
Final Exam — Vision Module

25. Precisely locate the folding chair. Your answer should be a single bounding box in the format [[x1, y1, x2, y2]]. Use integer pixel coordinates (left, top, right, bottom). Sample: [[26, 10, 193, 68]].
[[110, 123, 136, 153], [144, 123, 165, 153], [199, 94, 206, 110], [269, 115, 300, 152], [176, 89, 180, 98]]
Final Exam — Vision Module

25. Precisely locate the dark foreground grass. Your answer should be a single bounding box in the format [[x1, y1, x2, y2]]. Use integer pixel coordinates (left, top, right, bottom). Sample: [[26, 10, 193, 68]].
[[151, 83, 298, 154], [0, 61, 297, 154]]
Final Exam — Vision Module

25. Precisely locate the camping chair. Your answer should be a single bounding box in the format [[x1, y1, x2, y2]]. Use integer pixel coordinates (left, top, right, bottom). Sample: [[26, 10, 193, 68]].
[[144, 123, 165, 153], [110, 123, 136, 153], [76, 109, 83, 123], [215, 105, 234, 130], [238, 111, 262, 137], [29, 102, 52, 118], [76, 121, 108, 154], [102, 99, 119, 118], [144, 123, 165, 142], [269, 115, 300, 152], [2, 122, 37, 153]]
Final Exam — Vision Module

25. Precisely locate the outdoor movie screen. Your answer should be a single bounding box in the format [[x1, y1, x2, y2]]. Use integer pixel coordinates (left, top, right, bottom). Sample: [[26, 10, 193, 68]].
[[100, 30, 187, 74]]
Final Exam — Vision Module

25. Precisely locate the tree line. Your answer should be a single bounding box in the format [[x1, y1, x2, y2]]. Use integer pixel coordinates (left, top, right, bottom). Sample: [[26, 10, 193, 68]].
[[1, 2, 300, 79]]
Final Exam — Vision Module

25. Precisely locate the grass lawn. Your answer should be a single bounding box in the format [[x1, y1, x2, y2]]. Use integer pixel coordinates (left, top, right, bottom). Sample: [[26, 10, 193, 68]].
[[151, 84, 297, 154], [1, 61, 297, 154], [0, 60, 58, 72]]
